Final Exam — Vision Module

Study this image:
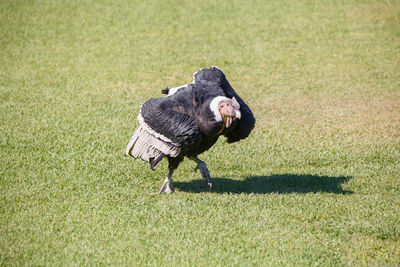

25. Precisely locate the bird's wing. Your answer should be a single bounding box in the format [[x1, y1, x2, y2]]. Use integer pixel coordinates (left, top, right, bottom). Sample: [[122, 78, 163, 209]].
[[125, 97, 203, 170], [193, 67, 256, 143], [140, 97, 203, 148]]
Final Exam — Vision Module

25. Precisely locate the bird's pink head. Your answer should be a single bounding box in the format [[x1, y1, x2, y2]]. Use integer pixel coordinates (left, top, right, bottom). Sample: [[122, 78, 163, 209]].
[[218, 97, 241, 128]]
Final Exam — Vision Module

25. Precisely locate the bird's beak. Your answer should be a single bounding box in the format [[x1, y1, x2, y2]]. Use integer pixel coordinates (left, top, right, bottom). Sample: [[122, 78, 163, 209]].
[[225, 110, 241, 128], [235, 110, 241, 120], [225, 117, 232, 128]]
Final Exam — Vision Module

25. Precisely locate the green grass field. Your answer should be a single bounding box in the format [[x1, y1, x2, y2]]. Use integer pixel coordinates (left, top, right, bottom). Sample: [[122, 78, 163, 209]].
[[1, 0, 399, 265]]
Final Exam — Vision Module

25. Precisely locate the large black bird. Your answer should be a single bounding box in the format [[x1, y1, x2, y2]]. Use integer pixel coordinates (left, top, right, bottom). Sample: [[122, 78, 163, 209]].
[[125, 67, 255, 194]]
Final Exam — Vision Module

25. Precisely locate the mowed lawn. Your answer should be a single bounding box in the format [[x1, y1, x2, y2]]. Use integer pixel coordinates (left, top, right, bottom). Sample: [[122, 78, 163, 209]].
[[1, 0, 399, 265]]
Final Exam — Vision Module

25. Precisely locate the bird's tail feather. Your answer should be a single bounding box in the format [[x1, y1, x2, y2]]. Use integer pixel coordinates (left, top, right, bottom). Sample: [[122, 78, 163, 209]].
[[125, 124, 180, 170]]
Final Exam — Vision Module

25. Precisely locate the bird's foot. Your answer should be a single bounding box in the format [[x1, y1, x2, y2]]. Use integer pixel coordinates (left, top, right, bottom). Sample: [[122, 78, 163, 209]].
[[194, 160, 213, 191], [194, 161, 208, 180], [158, 176, 175, 194]]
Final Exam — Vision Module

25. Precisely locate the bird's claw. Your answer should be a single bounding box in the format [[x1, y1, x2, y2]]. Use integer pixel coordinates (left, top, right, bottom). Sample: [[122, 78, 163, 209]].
[[158, 184, 174, 194], [208, 182, 213, 191], [158, 177, 175, 194], [194, 165, 199, 173]]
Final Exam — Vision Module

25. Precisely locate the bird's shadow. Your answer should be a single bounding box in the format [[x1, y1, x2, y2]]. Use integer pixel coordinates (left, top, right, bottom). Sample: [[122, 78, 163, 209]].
[[174, 174, 352, 194]]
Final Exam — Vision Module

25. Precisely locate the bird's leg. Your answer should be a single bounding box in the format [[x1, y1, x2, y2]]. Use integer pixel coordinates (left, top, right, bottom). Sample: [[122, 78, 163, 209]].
[[191, 156, 213, 191], [158, 169, 175, 194]]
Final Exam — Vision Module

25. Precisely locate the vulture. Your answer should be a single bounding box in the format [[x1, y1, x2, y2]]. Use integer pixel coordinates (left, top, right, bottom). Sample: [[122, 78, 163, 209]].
[[125, 66, 255, 194]]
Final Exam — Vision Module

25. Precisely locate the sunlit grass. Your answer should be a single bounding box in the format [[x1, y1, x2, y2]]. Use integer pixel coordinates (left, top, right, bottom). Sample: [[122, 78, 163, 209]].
[[1, 0, 399, 265]]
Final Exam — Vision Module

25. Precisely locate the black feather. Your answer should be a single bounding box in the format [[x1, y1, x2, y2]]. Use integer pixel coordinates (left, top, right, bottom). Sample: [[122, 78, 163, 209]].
[[141, 98, 202, 148], [161, 88, 169, 94], [150, 153, 165, 170]]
